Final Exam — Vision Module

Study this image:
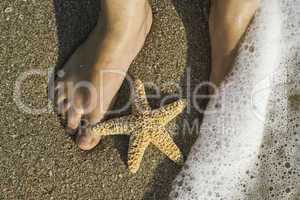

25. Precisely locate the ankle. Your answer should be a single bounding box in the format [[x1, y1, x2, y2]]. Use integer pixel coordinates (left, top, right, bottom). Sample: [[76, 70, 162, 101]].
[[101, 0, 152, 33]]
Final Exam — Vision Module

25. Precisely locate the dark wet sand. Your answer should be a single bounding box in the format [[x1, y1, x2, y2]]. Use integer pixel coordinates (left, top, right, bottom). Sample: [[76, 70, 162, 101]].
[[0, 0, 210, 199]]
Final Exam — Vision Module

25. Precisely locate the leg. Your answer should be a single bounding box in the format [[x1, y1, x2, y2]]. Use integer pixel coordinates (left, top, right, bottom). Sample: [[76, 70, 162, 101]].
[[56, 0, 152, 150], [209, 0, 260, 90]]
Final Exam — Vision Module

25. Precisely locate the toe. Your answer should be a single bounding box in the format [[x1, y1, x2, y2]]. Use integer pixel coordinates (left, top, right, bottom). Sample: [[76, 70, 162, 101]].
[[55, 81, 69, 113], [76, 128, 101, 151], [57, 99, 70, 114], [67, 106, 83, 129], [56, 94, 67, 104]]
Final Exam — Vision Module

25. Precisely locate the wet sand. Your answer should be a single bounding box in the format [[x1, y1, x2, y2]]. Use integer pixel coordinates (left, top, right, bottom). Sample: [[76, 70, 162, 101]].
[[0, 0, 210, 199]]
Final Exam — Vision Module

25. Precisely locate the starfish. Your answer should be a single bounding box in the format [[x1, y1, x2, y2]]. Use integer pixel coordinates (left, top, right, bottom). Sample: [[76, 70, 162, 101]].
[[90, 79, 186, 173]]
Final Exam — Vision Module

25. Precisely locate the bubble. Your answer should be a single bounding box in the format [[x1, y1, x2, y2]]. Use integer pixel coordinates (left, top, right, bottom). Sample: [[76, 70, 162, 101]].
[[187, 186, 192, 192], [183, 164, 189, 170], [4, 7, 13, 13], [249, 45, 255, 53], [177, 180, 183, 187], [284, 162, 291, 168]]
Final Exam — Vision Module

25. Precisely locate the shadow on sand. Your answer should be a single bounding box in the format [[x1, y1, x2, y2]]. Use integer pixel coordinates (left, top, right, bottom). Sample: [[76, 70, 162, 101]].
[[143, 0, 210, 199]]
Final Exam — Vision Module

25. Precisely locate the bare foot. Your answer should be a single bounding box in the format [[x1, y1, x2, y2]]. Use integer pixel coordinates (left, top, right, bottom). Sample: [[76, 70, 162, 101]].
[[55, 0, 152, 150], [209, 0, 260, 92]]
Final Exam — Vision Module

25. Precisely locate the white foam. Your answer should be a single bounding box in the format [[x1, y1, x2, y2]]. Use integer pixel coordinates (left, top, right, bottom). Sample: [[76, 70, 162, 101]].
[[169, 0, 299, 199]]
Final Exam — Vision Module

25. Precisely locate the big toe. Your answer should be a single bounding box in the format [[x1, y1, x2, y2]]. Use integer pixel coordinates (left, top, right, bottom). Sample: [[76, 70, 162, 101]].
[[76, 128, 101, 151]]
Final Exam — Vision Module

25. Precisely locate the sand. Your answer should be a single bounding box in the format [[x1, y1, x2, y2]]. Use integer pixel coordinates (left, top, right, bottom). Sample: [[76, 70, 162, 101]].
[[0, 0, 210, 199]]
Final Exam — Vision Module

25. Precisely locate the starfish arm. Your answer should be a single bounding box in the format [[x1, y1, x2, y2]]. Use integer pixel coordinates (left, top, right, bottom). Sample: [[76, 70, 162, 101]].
[[131, 79, 151, 113], [128, 131, 150, 173], [151, 99, 186, 125], [91, 115, 135, 136], [150, 129, 183, 164]]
